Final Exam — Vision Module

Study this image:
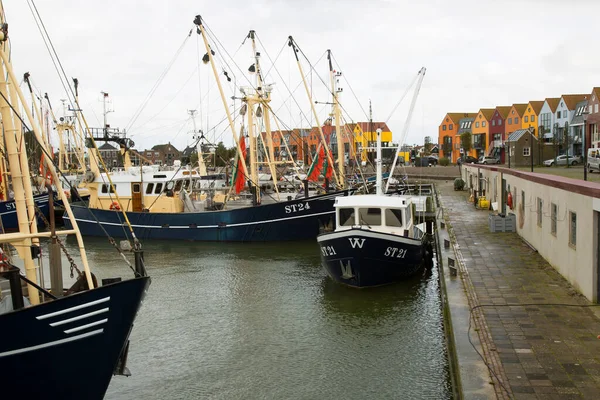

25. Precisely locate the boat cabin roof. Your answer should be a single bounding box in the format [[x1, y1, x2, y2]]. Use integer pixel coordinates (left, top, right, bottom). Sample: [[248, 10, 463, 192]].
[[334, 194, 412, 209]]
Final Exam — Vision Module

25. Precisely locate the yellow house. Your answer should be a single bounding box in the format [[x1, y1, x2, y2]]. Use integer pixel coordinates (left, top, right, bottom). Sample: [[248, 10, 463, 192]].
[[521, 101, 544, 138], [351, 122, 393, 161]]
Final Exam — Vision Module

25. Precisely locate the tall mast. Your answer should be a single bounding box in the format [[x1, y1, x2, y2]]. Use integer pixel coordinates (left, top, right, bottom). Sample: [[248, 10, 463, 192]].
[[189, 109, 207, 175], [328, 50, 344, 188], [288, 36, 340, 187], [193, 16, 249, 184], [376, 128, 383, 195]]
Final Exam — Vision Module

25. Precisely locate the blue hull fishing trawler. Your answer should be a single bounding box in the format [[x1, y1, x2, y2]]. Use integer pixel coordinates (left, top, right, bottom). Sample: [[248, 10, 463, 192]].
[[63, 15, 357, 242], [0, 193, 50, 231], [0, 3, 150, 399]]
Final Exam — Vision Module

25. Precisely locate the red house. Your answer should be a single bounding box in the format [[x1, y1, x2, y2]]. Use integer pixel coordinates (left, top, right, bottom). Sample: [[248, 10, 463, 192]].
[[489, 106, 511, 163]]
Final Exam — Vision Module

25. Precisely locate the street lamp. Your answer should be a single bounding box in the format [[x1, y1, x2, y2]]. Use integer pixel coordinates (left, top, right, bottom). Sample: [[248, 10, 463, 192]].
[[553, 122, 559, 166], [583, 109, 589, 181]]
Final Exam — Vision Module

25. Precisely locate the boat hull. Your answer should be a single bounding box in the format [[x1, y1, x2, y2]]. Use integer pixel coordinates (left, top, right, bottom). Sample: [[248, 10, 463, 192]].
[[0, 276, 150, 400], [63, 190, 352, 242], [317, 228, 432, 288], [0, 193, 50, 231]]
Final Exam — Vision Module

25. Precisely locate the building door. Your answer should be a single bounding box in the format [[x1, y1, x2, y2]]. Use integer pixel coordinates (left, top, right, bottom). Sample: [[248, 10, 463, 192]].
[[131, 182, 143, 212]]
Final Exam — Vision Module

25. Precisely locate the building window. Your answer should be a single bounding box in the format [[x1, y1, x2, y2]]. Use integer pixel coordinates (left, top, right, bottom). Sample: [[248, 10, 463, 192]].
[[596, 104, 599, 113], [508, 118, 512, 124], [531, 115, 535, 122], [498, 119, 502, 125], [569, 211, 576, 247], [557, 111, 561, 118], [551, 203, 557, 235], [524, 116, 529, 123], [537, 197, 542, 227], [449, 124, 453, 130], [492, 120, 496, 126], [482, 121, 486, 127], [475, 122, 480, 128], [590, 105, 593, 114], [515, 117, 519, 124], [442, 125, 447, 131], [523, 147, 530, 156]]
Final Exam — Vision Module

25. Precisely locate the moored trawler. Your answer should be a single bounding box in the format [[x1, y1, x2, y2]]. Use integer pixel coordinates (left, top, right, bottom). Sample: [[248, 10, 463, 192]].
[[0, 3, 150, 398]]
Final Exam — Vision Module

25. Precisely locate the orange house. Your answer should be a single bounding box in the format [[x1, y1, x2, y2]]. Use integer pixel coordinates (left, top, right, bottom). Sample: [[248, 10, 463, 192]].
[[505, 103, 528, 137], [438, 113, 476, 162], [471, 108, 494, 158], [521, 101, 544, 138]]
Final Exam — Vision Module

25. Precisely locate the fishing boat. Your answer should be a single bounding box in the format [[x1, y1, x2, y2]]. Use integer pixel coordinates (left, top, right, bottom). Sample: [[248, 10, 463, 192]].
[[317, 129, 434, 287], [63, 16, 355, 242], [0, 4, 150, 399]]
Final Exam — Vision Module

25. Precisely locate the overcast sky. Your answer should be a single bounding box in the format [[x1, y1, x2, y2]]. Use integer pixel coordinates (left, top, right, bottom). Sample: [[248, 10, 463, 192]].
[[6, 0, 600, 152]]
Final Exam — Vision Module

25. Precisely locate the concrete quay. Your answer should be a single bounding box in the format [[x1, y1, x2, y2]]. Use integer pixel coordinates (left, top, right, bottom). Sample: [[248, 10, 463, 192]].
[[437, 181, 600, 399]]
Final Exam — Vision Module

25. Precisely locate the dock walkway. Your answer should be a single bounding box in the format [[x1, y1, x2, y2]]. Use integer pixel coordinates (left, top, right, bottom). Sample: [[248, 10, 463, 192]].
[[438, 182, 600, 399]]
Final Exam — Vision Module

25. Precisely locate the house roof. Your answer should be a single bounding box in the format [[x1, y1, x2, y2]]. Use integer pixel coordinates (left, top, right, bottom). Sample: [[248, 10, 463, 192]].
[[592, 87, 600, 100], [478, 108, 495, 121], [511, 103, 528, 117], [561, 94, 588, 110], [98, 142, 117, 150], [544, 98, 561, 112], [495, 106, 512, 119], [570, 100, 589, 126], [446, 113, 477, 124], [507, 129, 537, 142], [527, 101, 545, 115], [152, 143, 180, 153], [354, 122, 391, 132]]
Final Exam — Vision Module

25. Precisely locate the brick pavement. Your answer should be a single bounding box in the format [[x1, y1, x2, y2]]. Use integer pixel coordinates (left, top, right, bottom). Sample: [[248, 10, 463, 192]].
[[439, 182, 600, 399]]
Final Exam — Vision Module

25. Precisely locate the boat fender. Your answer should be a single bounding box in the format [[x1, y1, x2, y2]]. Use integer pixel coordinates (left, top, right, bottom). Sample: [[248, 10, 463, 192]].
[[507, 192, 513, 210], [109, 201, 121, 211]]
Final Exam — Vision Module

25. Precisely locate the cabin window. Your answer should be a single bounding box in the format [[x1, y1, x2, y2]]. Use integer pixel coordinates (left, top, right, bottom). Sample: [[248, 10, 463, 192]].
[[358, 208, 381, 226], [174, 180, 183, 192], [146, 183, 154, 194], [154, 183, 163, 194], [339, 208, 355, 226], [132, 184, 141, 193], [165, 181, 174, 192], [385, 209, 403, 227], [183, 180, 191, 190], [101, 184, 116, 193]]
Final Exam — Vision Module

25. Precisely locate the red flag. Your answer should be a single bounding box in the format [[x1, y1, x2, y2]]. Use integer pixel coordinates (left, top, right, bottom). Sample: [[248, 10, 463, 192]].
[[307, 144, 325, 182], [233, 133, 247, 194]]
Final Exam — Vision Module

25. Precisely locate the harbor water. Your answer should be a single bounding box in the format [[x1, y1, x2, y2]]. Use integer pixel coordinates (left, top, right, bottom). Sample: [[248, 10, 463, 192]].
[[52, 237, 451, 399]]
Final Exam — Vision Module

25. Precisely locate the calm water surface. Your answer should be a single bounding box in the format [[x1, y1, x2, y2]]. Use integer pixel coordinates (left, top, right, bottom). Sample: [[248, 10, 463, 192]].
[[54, 237, 451, 399]]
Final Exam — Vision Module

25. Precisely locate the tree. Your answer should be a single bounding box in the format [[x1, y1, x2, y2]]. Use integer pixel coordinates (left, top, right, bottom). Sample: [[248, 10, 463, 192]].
[[460, 131, 472, 155], [441, 141, 452, 158]]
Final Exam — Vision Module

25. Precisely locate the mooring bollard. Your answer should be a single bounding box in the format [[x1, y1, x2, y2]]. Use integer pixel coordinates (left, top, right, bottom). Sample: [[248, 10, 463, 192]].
[[444, 238, 450, 249], [448, 257, 457, 276]]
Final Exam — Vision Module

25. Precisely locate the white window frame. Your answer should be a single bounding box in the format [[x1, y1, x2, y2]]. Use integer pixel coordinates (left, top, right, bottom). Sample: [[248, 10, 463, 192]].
[[523, 147, 531, 156]]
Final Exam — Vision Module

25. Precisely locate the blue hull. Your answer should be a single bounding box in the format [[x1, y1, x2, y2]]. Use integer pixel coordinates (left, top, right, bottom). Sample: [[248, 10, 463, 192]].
[[0, 193, 50, 231], [64, 190, 352, 242], [317, 228, 432, 288], [0, 276, 150, 400]]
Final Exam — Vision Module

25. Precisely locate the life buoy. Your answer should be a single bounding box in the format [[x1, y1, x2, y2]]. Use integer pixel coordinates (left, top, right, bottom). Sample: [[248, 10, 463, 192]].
[[109, 201, 121, 211], [507, 192, 513, 210]]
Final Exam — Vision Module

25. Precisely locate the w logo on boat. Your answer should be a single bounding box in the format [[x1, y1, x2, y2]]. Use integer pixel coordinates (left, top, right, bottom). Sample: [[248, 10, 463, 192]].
[[348, 238, 365, 249], [339, 260, 354, 279]]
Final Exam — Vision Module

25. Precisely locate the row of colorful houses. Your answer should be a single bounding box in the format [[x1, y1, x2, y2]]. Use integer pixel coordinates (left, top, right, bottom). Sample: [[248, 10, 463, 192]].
[[262, 120, 394, 163], [438, 87, 600, 164]]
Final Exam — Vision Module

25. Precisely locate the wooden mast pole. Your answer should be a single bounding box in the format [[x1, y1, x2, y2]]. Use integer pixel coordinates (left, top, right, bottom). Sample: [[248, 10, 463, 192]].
[[194, 16, 249, 182], [328, 50, 345, 188], [0, 32, 95, 289], [288, 37, 340, 187]]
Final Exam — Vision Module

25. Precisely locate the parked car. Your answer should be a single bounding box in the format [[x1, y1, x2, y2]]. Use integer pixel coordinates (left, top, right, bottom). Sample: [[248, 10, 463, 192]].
[[479, 156, 500, 165], [543, 154, 582, 166], [457, 156, 478, 165], [587, 148, 600, 173]]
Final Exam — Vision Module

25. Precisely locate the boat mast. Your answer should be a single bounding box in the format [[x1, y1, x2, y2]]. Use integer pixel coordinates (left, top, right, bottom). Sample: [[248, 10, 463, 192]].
[[193, 16, 250, 185], [189, 109, 207, 175], [248, 31, 277, 185], [384, 67, 426, 193], [0, 36, 40, 304], [328, 50, 344, 188], [376, 128, 383, 195], [0, 21, 95, 289], [288, 37, 340, 187]]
